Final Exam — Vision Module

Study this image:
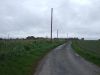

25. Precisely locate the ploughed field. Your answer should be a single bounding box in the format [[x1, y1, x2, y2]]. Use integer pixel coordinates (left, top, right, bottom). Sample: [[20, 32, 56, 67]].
[[0, 39, 65, 75], [72, 40, 100, 66]]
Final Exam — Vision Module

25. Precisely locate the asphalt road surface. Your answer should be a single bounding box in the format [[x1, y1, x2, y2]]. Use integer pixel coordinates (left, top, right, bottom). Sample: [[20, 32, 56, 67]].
[[34, 42, 100, 75]]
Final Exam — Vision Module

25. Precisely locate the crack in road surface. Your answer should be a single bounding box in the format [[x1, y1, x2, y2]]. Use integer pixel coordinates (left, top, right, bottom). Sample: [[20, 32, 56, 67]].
[[34, 42, 100, 75]]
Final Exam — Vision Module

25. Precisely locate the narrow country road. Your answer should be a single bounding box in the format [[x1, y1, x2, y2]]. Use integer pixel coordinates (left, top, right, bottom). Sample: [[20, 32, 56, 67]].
[[34, 42, 100, 75]]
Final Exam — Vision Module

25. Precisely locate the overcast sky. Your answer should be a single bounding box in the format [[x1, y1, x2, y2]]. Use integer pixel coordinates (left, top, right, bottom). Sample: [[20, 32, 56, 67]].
[[0, 0, 100, 39]]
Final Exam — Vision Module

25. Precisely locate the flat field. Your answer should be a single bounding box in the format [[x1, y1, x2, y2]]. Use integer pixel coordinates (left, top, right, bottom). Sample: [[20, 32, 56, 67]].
[[72, 40, 100, 66], [0, 39, 65, 75]]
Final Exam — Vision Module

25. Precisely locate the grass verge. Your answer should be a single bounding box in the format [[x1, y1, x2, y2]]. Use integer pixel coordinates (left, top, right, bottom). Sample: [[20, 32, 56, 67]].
[[71, 40, 100, 66], [0, 39, 65, 75]]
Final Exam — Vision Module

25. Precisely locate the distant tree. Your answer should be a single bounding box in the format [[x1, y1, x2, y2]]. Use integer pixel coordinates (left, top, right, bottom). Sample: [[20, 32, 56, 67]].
[[66, 37, 79, 41], [0, 38, 3, 40], [81, 38, 84, 40], [26, 36, 35, 39], [54, 38, 58, 40]]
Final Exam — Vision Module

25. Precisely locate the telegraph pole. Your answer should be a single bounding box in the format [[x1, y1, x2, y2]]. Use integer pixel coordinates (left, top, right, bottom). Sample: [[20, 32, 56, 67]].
[[8, 34, 9, 40], [67, 33, 68, 39], [51, 8, 53, 41], [57, 29, 58, 39]]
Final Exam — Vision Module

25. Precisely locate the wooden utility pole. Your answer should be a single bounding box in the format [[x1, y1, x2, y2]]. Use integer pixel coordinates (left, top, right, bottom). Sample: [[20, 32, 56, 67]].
[[57, 29, 58, 39], [51, 8, 53, 41], [67, 33, 68, 39], [8, 34, 9, 40]]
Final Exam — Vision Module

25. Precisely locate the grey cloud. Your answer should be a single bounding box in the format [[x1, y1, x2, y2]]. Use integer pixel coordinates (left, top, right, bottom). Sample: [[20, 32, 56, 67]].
[[0, 0, 100, 39]]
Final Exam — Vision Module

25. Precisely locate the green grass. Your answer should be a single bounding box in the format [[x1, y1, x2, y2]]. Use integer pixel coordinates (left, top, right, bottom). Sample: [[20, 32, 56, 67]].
[[72, 40, 100, 66], [0, 39, 65, 75]]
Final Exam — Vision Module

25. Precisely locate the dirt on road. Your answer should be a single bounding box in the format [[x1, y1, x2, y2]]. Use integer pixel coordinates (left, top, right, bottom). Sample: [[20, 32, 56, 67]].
[[34, 42, 100, 75]]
